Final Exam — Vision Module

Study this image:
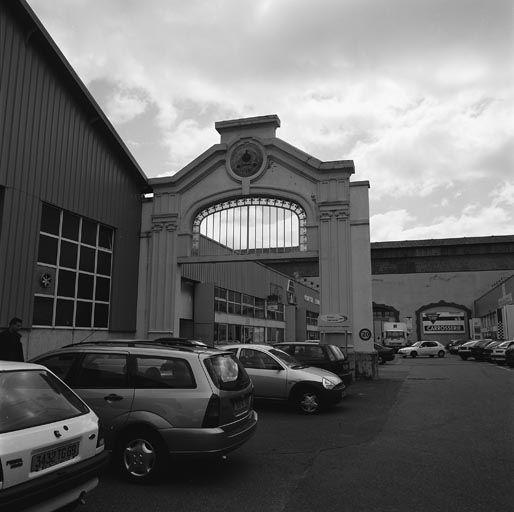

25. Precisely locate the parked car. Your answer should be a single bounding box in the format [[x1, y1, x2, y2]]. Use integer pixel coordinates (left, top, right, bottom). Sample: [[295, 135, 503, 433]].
[[219, 344, 345, 414], [32, 340, 257, 482], [447, 339, 469, 354], [373, 343, 395, 364], [398, 341, 446, 358], [470, 340, 498, 361], [491, 340, 514, 365], [457, 340, 481, 360], [274, 341, 353, 385], [481, 341, 503, 362], [0, 361, 108, 511], [505, 345, 514, 367]]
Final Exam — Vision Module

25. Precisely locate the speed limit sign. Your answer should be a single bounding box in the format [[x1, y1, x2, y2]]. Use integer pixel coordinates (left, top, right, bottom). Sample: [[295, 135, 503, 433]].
[[359, 328, 372, 341]]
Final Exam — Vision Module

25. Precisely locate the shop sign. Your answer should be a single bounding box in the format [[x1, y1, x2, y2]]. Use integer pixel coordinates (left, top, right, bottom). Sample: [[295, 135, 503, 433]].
[[422, 311, 466, 334]]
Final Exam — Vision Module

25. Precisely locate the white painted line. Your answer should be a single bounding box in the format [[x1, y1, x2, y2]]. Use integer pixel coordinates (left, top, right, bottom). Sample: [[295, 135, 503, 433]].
[[496, 366, 513, 372]]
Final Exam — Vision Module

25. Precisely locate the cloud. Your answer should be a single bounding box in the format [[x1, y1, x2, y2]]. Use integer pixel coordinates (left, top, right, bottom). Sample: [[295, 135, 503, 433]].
[[371, 182, 514, 241], [104, 89, 148, 124], [27, 0, 513, 240]]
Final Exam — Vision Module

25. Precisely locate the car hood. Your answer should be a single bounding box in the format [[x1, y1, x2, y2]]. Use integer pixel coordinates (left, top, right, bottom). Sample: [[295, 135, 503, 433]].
[[289, 365, 343, 383]]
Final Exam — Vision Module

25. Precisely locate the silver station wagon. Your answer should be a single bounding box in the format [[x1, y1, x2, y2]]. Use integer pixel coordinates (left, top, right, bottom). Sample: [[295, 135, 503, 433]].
[[32, 341, 257, 482], [219, 344, 345, 414]]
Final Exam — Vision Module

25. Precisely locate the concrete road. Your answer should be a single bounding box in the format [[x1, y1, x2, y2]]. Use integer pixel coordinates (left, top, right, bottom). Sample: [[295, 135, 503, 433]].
[[82, 356, 513, 512]]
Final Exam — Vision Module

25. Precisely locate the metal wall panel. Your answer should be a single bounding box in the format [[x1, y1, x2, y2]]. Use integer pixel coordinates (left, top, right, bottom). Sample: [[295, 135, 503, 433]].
[[0, 3, 145, 330]]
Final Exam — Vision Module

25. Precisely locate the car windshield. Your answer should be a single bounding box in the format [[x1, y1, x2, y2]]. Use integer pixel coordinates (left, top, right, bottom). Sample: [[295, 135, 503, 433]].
[[409, 342, 421, 347], [0, 369, 89, 434], [328, 345, 346, 360], [268, 348, 300, 367], [498, 341, 513, 348], [386, 331, 405, 339]]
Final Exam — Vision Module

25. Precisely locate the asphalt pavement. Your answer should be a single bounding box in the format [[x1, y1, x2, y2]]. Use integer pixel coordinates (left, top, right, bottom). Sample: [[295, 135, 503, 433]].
[[81, 355, 513, 512]]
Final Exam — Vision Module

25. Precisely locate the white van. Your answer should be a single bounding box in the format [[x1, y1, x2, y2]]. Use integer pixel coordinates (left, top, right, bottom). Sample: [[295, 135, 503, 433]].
[[0, 361, 108, 512]]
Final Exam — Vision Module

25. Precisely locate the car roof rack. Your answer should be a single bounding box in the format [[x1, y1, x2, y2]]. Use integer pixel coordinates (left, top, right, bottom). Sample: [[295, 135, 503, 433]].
[[61, 340, 199, 352]]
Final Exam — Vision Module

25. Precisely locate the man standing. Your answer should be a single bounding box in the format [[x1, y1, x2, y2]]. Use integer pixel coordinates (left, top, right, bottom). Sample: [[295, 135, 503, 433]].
[[0, 317, 24, 362]]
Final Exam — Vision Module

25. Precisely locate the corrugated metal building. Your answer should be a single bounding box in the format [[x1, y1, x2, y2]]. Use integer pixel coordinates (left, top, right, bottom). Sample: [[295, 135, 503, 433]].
[[0, 0, 149, 357]]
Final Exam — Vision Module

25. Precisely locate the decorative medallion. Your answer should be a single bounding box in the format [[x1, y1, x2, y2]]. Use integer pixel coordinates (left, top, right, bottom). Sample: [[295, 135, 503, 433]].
[[40, 273, 52, 288], [229, 141, 265, 178]]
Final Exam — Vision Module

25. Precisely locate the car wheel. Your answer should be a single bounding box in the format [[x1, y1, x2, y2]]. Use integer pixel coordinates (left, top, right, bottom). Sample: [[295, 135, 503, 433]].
[[294, 388, 321, 414], [118, 428, 167, 483], [410, 351, 417, 358], [438, 350, 445, 358]]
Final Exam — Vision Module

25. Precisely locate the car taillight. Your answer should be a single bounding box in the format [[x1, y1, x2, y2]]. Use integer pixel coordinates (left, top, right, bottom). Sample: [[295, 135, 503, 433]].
[[97, 421, 105, 449], [202, 394, 221, 428]]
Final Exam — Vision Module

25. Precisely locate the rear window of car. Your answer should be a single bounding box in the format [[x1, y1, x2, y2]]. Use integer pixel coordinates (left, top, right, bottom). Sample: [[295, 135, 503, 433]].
[[0, 369, 89, 434], [203, 354, 250, 391]]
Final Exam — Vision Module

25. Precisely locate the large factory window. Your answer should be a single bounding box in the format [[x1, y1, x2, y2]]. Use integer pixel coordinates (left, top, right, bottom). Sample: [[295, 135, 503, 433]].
[[33, 204, 114, 329]]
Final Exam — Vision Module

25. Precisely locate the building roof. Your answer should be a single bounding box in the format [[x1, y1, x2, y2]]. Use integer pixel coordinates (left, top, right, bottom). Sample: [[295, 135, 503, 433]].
[[11, 0, 149, 191], [372, 235, 514, 250]]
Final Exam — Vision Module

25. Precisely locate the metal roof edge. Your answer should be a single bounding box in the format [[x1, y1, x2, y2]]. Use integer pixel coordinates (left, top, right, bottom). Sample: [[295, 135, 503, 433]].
[[14, 0, 150, 191]]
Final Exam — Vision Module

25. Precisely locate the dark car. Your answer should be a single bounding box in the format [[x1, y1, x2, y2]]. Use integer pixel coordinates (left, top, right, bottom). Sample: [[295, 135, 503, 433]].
[[470, 340, 497, 361], [374, 343, 395, 364], [274, 342, 352, 386], [505, 346, 514, 367], [482, 341, 503, 362], [447, 339, 469, 354]]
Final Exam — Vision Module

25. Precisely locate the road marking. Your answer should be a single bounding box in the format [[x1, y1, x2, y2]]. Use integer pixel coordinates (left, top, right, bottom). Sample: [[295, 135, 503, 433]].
[[495, 366, 513, 372]]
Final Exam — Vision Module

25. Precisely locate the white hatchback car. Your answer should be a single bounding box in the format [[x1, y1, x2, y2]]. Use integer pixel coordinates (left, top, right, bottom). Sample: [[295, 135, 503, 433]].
[[0, 361, 108, 512], [398, 341, 446, 358]]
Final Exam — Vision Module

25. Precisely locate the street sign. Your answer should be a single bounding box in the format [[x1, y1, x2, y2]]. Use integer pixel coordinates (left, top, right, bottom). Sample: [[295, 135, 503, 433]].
[[318, 313, 348, 327], [359, 328, 372, 341]]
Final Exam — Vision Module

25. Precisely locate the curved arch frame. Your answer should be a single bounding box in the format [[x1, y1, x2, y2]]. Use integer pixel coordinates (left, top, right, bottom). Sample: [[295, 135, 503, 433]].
[[415, 300, 472, 341], [191, 195, 308, 256]]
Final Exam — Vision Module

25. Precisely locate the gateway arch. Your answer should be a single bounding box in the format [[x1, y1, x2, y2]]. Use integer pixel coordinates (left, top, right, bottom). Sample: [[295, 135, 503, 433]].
[[137, 115, 375, 376]]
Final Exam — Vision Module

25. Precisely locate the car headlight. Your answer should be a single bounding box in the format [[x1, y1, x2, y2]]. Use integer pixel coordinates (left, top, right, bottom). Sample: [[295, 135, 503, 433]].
[[322, 377, 338, 389]]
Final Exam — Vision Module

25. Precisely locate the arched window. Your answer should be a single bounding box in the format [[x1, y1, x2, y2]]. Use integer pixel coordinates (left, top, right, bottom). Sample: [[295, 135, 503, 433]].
[[192, 197, 307, 256]]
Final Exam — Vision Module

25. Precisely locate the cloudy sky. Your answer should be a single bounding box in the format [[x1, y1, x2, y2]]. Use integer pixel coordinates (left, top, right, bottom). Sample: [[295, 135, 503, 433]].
[[28, 0, 513, 242]]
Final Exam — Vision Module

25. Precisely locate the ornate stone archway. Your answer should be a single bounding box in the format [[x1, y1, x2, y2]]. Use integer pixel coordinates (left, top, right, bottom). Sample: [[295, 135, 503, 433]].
[[137, 115, 374, 367]]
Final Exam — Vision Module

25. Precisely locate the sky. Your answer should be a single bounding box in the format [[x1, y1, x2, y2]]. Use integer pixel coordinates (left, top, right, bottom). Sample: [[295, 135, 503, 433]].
[[28, 0, 513, 242]]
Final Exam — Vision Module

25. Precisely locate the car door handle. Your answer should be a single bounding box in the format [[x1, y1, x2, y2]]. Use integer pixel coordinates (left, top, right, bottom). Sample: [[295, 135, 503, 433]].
[[104, 394, 123, 402]]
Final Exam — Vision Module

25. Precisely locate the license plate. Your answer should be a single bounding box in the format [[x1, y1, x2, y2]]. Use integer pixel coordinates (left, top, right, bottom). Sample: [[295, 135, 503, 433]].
[[31, 441, 80, 472], [233, 396, 250, 415]]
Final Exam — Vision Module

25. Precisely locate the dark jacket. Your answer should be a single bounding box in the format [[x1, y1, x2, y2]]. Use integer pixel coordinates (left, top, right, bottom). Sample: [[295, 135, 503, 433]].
[[0, 329, 24, 362]]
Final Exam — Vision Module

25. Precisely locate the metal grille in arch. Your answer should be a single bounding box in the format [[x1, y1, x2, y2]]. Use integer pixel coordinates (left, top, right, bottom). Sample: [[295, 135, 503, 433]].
[[192, 197, 307, 256]]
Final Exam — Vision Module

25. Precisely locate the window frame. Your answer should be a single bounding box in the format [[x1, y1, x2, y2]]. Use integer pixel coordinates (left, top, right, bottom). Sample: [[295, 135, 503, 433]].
[[33, 204, 114, 330], [71, 352, 130, 389]]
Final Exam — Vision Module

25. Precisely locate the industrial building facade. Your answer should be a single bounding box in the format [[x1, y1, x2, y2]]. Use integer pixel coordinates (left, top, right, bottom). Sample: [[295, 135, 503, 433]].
[[2, 1, 513, 364], [0, 0, 148, 357]]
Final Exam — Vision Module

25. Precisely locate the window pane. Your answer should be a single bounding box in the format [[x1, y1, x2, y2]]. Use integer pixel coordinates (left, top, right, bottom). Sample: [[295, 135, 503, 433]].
[[33, 296, 54, 325], [239, 349, 278, 369], [37, 234, 58, 265], [134, 357, 196, 389], [77, 273, 94, 300], [81, 219, 97, 246], [74, 353, 127, 388], [98, 225, 113, 250], [79, 246, 96, 273], [57, 269, 76, 298], [55, 299, 74, 327], [62, 212, 80, 240], [94, 303, 109, 328], [59, 240, 78, 268], [37, 353, 77, 381], [40, 204, 60, 235], [218, 323, 227, 342], [95, 277, 110, 302], [97, 251, 111, 276], [75, 301, 92, 328]]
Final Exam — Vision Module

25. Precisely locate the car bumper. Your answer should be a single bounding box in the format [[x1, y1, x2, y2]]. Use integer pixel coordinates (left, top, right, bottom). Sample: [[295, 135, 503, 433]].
[[0, 451, 109, 512], [320, 384, 345, 406], [159, 410, 258, 456], [491, 355, 506, 361]]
